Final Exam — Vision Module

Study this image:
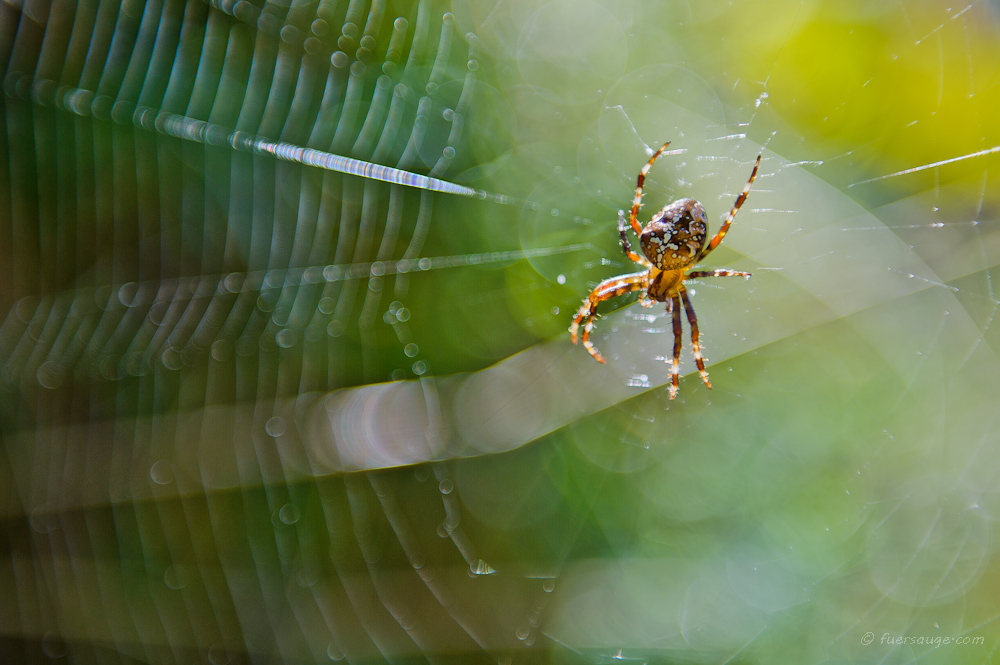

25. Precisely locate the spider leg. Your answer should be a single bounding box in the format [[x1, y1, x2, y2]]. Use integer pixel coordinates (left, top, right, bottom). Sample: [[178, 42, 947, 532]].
[[686, 269, 752, 279], [680, 288, 711, 389], [697, 154, 762, 262], [618, 210, 650, 265], [629, 141, 672, 236], [668, 294, 683, 400], [570, 272, 649, 364]]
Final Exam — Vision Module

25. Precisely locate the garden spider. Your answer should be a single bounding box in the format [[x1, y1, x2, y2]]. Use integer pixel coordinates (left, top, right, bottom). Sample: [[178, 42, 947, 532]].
[[570, 141, 762, 399]]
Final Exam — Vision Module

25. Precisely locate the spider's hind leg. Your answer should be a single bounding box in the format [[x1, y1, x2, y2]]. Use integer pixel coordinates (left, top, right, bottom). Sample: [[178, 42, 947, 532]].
[[680, 289, 711, 389], [667, 294, 683, 400]]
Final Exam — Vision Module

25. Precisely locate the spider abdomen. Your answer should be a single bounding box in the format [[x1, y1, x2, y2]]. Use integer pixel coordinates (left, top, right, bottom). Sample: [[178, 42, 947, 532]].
[[639, 198, 708, 270]]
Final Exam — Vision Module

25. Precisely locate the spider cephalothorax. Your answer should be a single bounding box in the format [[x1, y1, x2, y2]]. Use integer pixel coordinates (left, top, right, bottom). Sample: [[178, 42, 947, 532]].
[[570, 141, 762, 400]]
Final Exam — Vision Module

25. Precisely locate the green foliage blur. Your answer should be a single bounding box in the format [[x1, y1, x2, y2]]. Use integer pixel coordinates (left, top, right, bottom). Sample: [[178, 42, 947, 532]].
[[4, 0, 1000, 663]]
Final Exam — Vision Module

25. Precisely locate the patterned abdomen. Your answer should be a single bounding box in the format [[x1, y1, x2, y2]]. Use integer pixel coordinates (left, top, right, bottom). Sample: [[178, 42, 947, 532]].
[[639, 198, 709, 270]]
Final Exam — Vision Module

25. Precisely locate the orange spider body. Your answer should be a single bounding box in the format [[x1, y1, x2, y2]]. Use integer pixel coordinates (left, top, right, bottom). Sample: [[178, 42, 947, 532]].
[[647, 267, 684, 302], [569, 142, 762, 400]]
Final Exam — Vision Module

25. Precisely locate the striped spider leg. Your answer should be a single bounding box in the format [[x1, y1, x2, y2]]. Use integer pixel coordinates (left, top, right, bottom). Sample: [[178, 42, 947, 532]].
[[570, 271, 650, 364]]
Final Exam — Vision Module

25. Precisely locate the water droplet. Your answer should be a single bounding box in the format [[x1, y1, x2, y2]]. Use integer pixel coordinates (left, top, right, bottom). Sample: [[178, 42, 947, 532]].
[[297, 566, 318, 588], [396, 307, 410, 322], [265, 417, 286, 437], [29, 506, 57, 534], [163, 564, 189, 590], [150, 460, 172, 485], [305, 324, 323, 342], [36, 361, 61, 389], [557, 274, 566, 284], [327, 642, 345, 660], [280, 25, 300, 44], [256, 293, 276, 312], [404, 343, 419, 357], [117, 282, 138, 307], [207, 643, 230, 665], [275, 329, 295, 348], [161, 347, 183, 370], [278, 503, 300, 525], [412, 360, 427, 375], [264, 271, 284, 289], [439, 479, 453, 494], [471, 559, 496, 575]]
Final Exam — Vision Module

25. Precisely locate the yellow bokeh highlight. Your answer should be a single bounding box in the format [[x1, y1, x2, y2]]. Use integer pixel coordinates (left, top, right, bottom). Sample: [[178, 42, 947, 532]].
[[747, 2, 1000, 189]]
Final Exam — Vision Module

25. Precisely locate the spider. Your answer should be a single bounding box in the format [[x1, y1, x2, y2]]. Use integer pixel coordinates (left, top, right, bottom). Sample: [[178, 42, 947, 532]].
[[570, 141, 762, 399]]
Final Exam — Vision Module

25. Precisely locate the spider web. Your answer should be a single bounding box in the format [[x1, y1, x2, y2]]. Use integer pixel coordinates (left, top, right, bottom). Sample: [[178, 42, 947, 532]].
[[2, 1, 1000, 664]]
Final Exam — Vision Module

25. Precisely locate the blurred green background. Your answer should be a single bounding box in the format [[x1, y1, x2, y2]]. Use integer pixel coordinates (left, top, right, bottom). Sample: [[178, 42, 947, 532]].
[[2, 0, 1000, 663]]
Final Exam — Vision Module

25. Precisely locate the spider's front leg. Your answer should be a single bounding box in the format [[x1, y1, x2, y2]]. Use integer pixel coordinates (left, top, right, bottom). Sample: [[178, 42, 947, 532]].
[[629, 141, 673, 236], [570, 271, 649, 364], [618, 210, 649, 266], [686, 269, 751, 279], [696, 154, 761, 262]]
